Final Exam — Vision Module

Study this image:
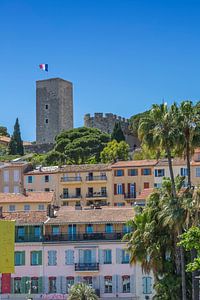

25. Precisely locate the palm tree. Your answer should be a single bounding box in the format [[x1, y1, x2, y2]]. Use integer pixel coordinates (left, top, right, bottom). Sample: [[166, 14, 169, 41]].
[[138, 103, 178, 198], [68, 283, 99, 300], [173, 101, 200, 188]]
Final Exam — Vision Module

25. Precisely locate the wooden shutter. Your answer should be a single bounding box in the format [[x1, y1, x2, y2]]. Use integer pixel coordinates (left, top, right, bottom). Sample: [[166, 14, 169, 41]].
[[130, 274, 135, 293], [10, 278, 14, 294], [122, 183, 125, 194], [155, 169, 158, 177], [141, 169, 144, 175], [56, 276, 61, 294], [134, 183, 136, 198], [128, 183, 130, 194], [38, 251, 42, 265], [22, 251, 25, 265], [114, 184, 117, 195], [116, 248, 122, 264], [114, 170, 117, 176], [112, 275, 116, 293], [21, 277, 26, 294]]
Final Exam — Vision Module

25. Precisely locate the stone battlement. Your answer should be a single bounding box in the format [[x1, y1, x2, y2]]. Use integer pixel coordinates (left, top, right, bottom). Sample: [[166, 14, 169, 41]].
[[84, 113, 129, 124]]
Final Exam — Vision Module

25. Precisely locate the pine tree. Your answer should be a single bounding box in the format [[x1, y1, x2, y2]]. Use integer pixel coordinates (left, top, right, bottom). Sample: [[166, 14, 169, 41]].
[[111, 122, 125, 142], [8, 118, 24, 156]]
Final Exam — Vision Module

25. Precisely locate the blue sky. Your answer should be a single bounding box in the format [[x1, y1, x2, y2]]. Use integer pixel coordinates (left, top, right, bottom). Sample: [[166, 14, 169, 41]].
[[1, 0, 200, 141]]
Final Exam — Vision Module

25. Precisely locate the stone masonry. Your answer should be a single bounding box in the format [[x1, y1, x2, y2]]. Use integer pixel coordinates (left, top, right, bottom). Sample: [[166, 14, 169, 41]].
[[84, 113, 140, 150], [36, 78, 73, 144]]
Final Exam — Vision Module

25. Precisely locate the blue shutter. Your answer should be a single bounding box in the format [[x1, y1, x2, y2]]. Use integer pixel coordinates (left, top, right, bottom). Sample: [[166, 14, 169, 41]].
[[117, 275, 122, 293], [147, 277, 152, 293], [79, 249, 84, 264], [112, 275, 116, 293], [99, 276, 104, 295], [56, 276, 61, 293], [155, 169, 158, 177], [130, 274, 134, 294], [65, 249, 74, 265], [98, 249, 104, 264], [180, 168, 183, 176], [91, 249, 96, 263], [116, 248, 122, 264]]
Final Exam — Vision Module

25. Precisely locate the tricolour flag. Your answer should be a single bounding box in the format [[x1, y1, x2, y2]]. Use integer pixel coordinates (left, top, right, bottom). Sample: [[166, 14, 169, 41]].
[[39, 64, 48, 72]]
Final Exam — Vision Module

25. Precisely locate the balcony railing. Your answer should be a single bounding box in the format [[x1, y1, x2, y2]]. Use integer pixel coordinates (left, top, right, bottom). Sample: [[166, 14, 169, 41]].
[[44, 231, 124, 242], [124, 193, 136, 199], [15, 235, 43, 243], [60, 194, 82, 199], [86, 175, 107, 181], [75, 263, 99, 271], [86, 193, 107, 198], [61, 177, 82, 182]]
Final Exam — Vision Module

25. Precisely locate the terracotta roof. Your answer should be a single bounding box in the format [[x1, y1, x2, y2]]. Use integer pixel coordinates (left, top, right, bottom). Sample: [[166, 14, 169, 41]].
[[191, 161, 200, 166], [0, 136, 10, 143], [1, 211, 48, 225], [111, 160, 157, 168], [0, 192, 54, 203], [156, 158, 186, 166], [46, 207, 134, 225], [136, 188, 154, 200], [26, 164, 111, 175]]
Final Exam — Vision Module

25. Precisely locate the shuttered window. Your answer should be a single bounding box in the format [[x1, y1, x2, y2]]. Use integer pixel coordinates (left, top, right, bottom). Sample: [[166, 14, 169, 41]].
[[15, 251, 25, 266], [142, 277, 152, 294], [65, 249, 74, 265], [48, 250, 57, 266], [31, 251, 42, 266]]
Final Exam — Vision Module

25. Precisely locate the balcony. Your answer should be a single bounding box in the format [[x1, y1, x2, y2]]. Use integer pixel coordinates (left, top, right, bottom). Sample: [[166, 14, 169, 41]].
[[15, 235, 43, 243], [86, 192, 107, 198], [60, 194, 82, 199], [86, 175, 107, 181], [61, 177, 82, 182], [124, 193, 136, 200], [75, 263, 99, 271], [44, 231, 124, 242]]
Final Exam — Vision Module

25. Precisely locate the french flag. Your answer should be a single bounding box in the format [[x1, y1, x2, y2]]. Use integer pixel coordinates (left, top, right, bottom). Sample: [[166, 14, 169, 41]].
[[39, 64, 48, 72]]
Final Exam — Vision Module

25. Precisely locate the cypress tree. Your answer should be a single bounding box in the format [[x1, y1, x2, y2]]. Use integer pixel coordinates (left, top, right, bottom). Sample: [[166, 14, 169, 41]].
[[111, 122, 125, 142], [8, 118, 24, 155]]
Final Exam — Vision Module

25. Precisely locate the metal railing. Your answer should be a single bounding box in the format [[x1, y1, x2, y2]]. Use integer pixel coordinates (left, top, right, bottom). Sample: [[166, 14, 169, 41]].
[[15, 235, 43, 243], [60, 194, 82, 199], [124, 193, 136, 199], [86, 193, 107, 198], [61, 177, 82, 182], [75, 263, 99, 271], [86, 175, 107, 181]]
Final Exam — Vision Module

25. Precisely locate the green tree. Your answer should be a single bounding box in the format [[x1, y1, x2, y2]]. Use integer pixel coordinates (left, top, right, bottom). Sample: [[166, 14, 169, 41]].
[[0, 126, 10, 137], [68, 283, 99, 300], [100, 140, 129, 163], [111, 122, 125, 142], [45, 127, 110, 165], [130, 110, 150, 137], [138, 103, 178, 198], [8, 118, 24, 156]]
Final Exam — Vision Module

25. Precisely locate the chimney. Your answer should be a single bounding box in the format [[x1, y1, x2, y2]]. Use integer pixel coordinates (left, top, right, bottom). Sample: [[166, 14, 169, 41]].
[[47, 204, 55, 218]]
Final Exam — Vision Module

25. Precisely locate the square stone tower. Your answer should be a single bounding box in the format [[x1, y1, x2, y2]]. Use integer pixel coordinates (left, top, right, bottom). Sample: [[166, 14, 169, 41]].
[[36, 78, 73, 144]]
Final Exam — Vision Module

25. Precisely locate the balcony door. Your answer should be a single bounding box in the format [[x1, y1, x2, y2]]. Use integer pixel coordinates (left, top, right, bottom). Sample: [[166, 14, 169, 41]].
[[79, 249, 95, 264], [68, 224, 76, 240]]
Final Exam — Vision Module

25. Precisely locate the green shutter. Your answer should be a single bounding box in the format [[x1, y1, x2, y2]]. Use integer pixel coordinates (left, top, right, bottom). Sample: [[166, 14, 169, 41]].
[[21, 277, 26, 294], [26, 277, 31, 294], [11, 278, 14, 294], [22, 251, 25, 265], [38, 277, 43, 293], [38, 251, 42, 265]]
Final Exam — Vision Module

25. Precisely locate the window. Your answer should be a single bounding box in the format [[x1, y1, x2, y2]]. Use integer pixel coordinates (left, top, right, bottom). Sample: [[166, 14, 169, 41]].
[[14, 186, 19, 193], [144, 182, 150, 189], [122, 250, 130, 264], [122, 275, 130, 293], [79, 249, 93, 264], [45, 119, 49, 124], [128, 169, 138, 176], [52, 226, 60, 235], [31, 251, 42, 266], [142, 168, 151, 175], [9, 205, 15, 212], [45, 188, 50, 192], [104, 276, 112, 293], [15, 251, 25, 266], [49, 277, 56, 293], [34, 226, 41, 238], [196, 168, 200, 177], [76, 187, 81, 197], [155, 169, 165, 177], [14, 278, 21, 294], [24, 204, 30, 211], [66, 277, 74, 293], [117, 184, 123, 194], [115, 169, 124, 176], [14, 170, 20, 182], [3, 186, 9, 193], [83, 276, 92, 287], [31, 277, 38, 294], [114, 202, 125, 207], [17, 227, 25, 240], [154, 183, 162, 188], [28, 176, 33, 184], [45, 104, 49, 109], [38, 204, 44, 211], [105, 224, 113, 233], [103, 249, 112, 264], [101, 186, 107, 196], [48, 250, 57, 266], [142, 277, 152, 294], [180, 168, 188, 177], [123, 224, 131, 234], [86, 224, 93, 234], [45, 175, 49, 182], [3, 170, 9, 182], [63, 188, 69, 199]]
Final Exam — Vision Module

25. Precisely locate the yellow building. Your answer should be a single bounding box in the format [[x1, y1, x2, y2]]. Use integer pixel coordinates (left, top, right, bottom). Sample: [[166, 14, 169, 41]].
[[0, 161, 32, 193], [24, 164, 112, 207], [0, 191, 54, 212], [111, 160, 157, 206]]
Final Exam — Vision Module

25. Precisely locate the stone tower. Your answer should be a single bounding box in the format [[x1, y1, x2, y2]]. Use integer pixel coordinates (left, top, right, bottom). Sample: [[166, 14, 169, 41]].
[[36, 78, 73, 144]]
